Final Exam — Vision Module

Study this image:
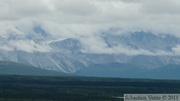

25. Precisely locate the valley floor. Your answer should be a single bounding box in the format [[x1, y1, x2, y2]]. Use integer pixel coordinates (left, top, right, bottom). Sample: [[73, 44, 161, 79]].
[[0, 75, 180, 101]]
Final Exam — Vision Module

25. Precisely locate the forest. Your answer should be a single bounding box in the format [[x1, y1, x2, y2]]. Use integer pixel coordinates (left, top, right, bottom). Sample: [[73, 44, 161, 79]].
[[0, 75, 180, 101]]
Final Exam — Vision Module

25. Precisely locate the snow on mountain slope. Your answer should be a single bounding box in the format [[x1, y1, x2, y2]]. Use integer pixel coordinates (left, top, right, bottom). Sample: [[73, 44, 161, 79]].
[[0, 61, 70, 76], [102, 30, 180, 52], [0, 26, 180, 73]]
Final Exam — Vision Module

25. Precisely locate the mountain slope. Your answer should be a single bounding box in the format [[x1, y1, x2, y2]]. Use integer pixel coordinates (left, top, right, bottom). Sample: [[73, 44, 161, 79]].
[[0, 26, 180, 79], [75, 63, 180, 79], [102, 31, 180, 51], [0, 61, 70, 76]]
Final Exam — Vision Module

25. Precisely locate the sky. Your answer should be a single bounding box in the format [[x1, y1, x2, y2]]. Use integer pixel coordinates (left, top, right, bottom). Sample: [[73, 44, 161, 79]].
[[0, 0, 180, 54]]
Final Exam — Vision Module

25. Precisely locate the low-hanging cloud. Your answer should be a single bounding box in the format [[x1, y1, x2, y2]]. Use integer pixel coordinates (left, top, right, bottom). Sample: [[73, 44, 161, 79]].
[[0, 0, 180, 55], [10, 40, 52, 53], [172, 45, 180, 55]]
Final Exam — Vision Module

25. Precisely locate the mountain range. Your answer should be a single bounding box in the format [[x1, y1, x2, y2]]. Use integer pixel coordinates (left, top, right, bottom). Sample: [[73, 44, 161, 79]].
[[0, 26, 180, 79], [0, 61, 69, 76]]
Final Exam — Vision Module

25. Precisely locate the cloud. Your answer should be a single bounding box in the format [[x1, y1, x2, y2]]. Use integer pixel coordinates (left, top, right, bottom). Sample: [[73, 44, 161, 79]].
[[78, 33, 174, 56], [0, 45, 13, 51], [141, 0, 180, 15], [80, 35, 114, 54], [0, 0, 51, 21], [0, 0, 180, 55], [172, 45, 180, 55], [0, 39, 52, 53], [0, 0, 179, 34], [54, 0, 98, 16], [9, 40, 52, 53], [112, 45, 154, 56]]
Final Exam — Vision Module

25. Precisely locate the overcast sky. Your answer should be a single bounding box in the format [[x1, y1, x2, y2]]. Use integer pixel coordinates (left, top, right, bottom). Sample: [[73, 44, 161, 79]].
[[0, 0, 180, 54]]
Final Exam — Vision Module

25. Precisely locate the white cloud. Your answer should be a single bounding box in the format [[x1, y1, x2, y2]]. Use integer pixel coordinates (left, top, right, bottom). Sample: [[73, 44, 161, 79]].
[[9, 40, 52, 53], [0, 0, 179, 34], [112, 44, 154, 56], [78, 33, 174, 56], [80, 36, 114, 54], [0, 45, 13, 51], [172, 45, 180, 55], [0, 0, 180, 55]]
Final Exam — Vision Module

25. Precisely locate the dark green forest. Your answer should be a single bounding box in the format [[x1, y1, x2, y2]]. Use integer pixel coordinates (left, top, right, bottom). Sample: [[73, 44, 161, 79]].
[[0, 75, 180, 101]]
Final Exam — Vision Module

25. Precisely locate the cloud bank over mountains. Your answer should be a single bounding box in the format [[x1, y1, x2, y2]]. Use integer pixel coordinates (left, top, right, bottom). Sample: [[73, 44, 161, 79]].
[[0, 0, 180, 55]]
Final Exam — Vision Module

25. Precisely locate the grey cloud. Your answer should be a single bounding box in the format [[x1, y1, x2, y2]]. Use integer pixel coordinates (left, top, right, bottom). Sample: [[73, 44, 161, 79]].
[[54, 0, 98, 16], [140, 0, 180, 15], [0, 0, 180, 55], [96, 0, 140, 3], [0, 0, 51, 21]]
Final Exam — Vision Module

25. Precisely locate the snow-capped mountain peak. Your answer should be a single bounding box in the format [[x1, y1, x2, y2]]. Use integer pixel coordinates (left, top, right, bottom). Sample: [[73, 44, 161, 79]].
[[1, 26, 180, 73]]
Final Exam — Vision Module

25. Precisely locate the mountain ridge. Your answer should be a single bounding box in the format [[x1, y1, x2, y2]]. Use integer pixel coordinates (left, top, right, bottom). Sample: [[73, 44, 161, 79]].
[[75, 62, 180, 79], [0, 26, 180, 78], [0, 61, 70, 76]]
